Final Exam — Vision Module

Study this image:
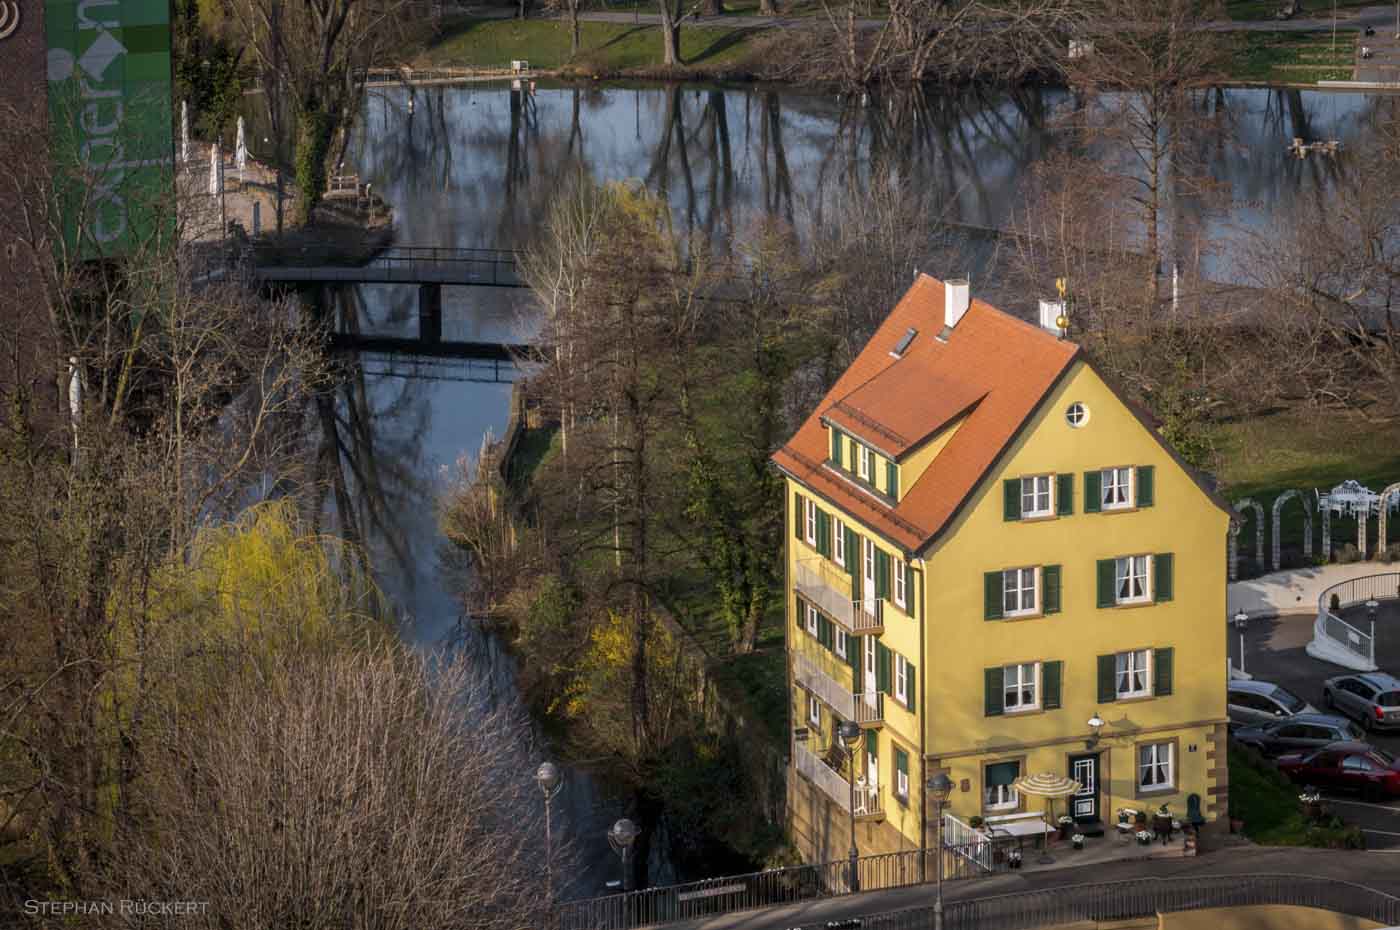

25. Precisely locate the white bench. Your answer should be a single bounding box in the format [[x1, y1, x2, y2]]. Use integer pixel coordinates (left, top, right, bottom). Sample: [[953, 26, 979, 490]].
[[984, 811, 1047, 839]]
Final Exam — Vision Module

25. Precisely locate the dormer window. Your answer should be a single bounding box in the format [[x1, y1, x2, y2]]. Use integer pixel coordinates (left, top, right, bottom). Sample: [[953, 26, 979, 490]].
[[858, 445, 872, 482]]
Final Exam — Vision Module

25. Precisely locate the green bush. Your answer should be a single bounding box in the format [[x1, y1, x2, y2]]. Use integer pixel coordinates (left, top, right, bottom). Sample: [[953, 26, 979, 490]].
[[294, 108, 331, 224]]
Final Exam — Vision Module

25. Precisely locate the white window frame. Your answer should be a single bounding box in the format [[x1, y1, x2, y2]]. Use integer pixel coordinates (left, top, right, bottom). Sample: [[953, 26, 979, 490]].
[[1116, 649, 1151, 699], [1003, 661, 1040, 713], [1102, 466, 1134, 511], [893, 556, 907, 609], [835, 627, 848, 660], [1002, 567, 1039, 617], [1066, 402, 1089, 428], [1115, 555, 1151, 605], [834, 517, 847, 568], [895, 653, 909, 706], [895, 753, 909, 802], [806, 602, 819, 637], [1020, 474, 1053, 518], [808, 693, 821, 727], [858, 444, 872, 482], [985, 764, 1020, 811], [1138, 742, 1174, 791], [804, 498, 817, 546]]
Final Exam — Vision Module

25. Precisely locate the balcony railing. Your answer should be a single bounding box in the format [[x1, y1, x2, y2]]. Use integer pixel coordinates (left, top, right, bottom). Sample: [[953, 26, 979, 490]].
[[793, 653, 884, 726], [853, 689, 884, 726], [793, 743, 882, 819], [793, 559, 885, 634]]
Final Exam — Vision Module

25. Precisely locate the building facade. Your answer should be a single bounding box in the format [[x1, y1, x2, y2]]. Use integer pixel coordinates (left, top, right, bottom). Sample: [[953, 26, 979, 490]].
[[773, 275, 1232, 863]]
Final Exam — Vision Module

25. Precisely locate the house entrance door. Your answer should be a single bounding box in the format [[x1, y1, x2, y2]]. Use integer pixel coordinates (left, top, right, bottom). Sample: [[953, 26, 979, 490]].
[[1068, 754, 1100, 822]]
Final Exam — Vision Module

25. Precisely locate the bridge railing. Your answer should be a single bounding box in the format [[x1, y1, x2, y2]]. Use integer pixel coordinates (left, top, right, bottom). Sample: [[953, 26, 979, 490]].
[[252, 244, 523, 286], [556, 843, 995, 930]]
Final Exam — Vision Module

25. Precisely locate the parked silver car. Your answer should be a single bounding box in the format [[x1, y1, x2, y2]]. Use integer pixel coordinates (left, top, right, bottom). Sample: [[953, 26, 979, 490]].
[[1233, 713, 1364, 757], [1227, 680, 1316, 728], [1323, 672, 1400, 732]]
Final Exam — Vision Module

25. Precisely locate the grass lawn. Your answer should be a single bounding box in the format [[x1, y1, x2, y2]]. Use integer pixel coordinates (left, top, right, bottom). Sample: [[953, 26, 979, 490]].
[[1208, 409, 1400, 572], [1231, 31, 1355, 82], [414, 16, 766, 71], [1224, 0, 1372, 20]]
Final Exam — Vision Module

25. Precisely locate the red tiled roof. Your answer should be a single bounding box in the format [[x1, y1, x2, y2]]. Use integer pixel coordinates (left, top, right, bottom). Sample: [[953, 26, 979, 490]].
[[772, 274, 1079, 554]]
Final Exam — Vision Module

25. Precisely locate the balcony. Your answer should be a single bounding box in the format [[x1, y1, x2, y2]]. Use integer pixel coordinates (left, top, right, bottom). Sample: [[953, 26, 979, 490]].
[[793, 651, 884, 728], [793, 559, 884, 635], [793, 742, 884, 821]]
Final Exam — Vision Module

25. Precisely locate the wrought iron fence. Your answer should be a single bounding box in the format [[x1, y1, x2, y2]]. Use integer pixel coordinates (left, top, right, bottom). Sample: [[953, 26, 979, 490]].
[[839, 874, 1400, 930], [555, 843, 994, 930], [1316, 571, 1399, 666]]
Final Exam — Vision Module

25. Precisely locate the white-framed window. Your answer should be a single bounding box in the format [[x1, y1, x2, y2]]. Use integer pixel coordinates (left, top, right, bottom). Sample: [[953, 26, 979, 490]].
[[1003, 662, 1039, 713], [1002, 567, 1038, 617], [863, 537, 875, 593], [1102, 467, 1133, 510], [804, 498, 817, 546], [895, 751, 910, 802], [1117, 649, 1151, 698], [984, 761, 1020, 811], [1138, 742, 1174, 791], [835, 627, 849, 660], [834, 517, 847, 568], [895, 653, 909, 706], [806, 602, 819, 637], [858, 444, 872, 482], [1021, 474, 1053, 517], [893, 556, 907, 609], [1066, 402, 1089, 428], [1115, 555, 1151, 604], [808, 693, 821, 727]]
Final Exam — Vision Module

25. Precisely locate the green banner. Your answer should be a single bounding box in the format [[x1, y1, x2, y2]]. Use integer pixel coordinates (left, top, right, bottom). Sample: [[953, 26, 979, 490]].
[[46, 0, 174, 257]]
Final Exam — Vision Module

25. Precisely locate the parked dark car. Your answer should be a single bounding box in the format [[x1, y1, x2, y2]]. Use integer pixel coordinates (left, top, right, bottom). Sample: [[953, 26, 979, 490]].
[[1233, 713, 1363, 757], [1227, 680, 1316, 729], [1276, 741, 1400, 799], [1322, 672, 1400, 732]]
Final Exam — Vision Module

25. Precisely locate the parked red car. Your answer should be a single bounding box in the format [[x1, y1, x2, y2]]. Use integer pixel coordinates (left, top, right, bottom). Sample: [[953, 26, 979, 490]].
[[1275, 741, 1400, 799]]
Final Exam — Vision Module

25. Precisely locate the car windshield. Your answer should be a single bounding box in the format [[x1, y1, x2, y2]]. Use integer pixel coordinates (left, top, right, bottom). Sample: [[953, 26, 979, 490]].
[[1272, 687, 1307, 712], [1378, 692, 1400, 708], [1373, 748, 1396, 766]]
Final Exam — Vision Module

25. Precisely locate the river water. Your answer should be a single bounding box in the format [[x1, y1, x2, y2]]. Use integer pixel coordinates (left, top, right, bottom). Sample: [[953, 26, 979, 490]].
[[313, 80, 1392, 892]]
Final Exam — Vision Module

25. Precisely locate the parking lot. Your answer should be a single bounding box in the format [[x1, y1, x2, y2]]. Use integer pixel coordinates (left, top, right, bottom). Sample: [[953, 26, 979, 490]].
[[1235, 606, 1400, 849]]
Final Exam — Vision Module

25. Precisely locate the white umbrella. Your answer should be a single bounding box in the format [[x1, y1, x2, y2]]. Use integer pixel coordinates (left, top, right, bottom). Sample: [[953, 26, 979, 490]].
[[208, 143, 222, 196], [1012, 772, 1080, 864], [235, 116, 247, 173]]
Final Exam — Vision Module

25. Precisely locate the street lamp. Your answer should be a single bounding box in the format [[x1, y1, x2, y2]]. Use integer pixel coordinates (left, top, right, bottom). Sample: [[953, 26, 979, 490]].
[[1233, 610, 1249, 675], [1367, 599, 1380, 663], [1086, 712, 1105, 750], [927, 772, 955, 930], [608, 818, 641, 893], [536, 761, 563, 901], [839, 719, 863, 893]]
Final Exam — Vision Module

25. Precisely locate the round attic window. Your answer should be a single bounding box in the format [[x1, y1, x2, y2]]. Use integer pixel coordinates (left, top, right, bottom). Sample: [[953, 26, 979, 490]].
[[1066, 402, 1089, 428]]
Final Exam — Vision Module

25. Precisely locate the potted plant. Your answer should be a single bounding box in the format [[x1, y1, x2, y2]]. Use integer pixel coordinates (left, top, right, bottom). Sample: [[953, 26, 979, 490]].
[[1152, 803, 1173, 839], [1007, 849, 1022, 870], [1134, 810, 1148, 832], [1300, 787, 1323, 821], [1330, 592, 1342, 612], [969, 815, 985, 832], [1135, 829, 1152, 846], [1058, 815, 1074, 840], [1071, 833, 1085, 850]]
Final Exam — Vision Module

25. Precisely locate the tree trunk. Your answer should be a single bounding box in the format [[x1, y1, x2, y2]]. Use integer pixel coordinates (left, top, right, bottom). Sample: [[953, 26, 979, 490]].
[[759, 0, 776, 13], [569, 4, 580, 55], [658, 2, 682, 66]]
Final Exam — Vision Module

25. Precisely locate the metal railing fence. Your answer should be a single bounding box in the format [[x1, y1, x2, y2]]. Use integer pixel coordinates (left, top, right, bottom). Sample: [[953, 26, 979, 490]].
[[555, 843, 995, 930], [847, 874, 1400, 930], [251, 244, 523, 286], [1316, 571, 1399, 666]]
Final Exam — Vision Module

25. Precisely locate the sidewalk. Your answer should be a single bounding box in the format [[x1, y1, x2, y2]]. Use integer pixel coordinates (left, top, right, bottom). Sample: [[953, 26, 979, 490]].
[[1227, 562, 1387, 618], [662, 845, 1400, 930]]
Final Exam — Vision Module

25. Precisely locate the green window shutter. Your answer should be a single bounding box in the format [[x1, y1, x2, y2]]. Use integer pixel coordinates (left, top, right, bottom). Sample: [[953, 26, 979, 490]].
[[1154, 647, 1174, 696], [848, 635, 861, 671], [1043, 660, 1062, 710], [794, 491, 804, 539], [816, 510, 831, 558], [1084, 472, 1102, 514], [1136, 465, 1155, 508], [845, 529, 859, 580], [896, 747, 908, 778], [831, 428, 842, 464], [847, 438, 856, 472], [906, 661, 916, 713], [1096, 559, 1115, 608], [905, 564, 915, 610], [1153, 553, 1174, 603], [1056, 473, 1074, 516], [1043, 565, 1061, 614], [875, 549, 890, 599], [985, 667, 1005, 716], [1003, 479, 1021, 521], [866, 730, 878, 756], [886, 461, 899, 499], [1097, 654, 1117, 703], [984, 571, 1004, 620], [818, 615, 831, 649], [881, 643, 894, 693], [986, 761, 1018, 787]]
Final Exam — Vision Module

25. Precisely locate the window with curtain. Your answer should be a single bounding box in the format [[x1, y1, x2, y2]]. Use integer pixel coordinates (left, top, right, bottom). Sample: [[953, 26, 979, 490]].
[[1139, 742, 1173, 790], [985, 760, 1020, 810]]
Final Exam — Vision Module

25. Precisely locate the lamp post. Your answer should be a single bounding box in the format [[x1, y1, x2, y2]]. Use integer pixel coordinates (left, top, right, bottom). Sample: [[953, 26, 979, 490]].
[[609, 818, 641, 893], [1233, 610, 1249, 675], [536, 761, 563, 901], [927, 772, 954, 930], [1367, 599, 1380, 664], [839, 719, 863, 893]]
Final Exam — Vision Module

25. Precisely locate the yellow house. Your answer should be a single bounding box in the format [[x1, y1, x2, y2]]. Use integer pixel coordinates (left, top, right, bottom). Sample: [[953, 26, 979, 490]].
[[772, 275, 1232, 864]]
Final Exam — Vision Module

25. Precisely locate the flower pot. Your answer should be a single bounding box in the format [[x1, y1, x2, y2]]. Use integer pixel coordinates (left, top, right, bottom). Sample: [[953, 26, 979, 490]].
[[1071, 835, 1085, 850], [1230, 817, 1244, 834]]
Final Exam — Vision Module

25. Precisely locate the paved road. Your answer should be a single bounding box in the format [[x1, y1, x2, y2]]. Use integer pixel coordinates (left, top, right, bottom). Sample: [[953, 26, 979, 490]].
[[660, 845, 1400, 930]]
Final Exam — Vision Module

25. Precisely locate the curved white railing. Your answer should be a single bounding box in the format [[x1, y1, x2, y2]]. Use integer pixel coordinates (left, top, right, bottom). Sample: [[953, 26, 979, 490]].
[[1308, 572, 1400, 671]]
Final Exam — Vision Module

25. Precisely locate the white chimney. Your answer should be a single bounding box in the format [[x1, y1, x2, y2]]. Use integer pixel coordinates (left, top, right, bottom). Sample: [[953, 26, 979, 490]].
[[943, 278, 970, 333], [1039, 298, 1067, 338]]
